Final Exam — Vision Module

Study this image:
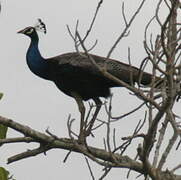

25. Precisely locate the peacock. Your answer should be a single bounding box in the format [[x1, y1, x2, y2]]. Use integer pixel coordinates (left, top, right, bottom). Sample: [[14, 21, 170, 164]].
[[18, 19, 159, 141]]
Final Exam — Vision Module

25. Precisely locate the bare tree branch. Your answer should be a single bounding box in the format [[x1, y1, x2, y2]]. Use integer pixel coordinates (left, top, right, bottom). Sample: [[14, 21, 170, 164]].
[[107, 0, 146, 58]]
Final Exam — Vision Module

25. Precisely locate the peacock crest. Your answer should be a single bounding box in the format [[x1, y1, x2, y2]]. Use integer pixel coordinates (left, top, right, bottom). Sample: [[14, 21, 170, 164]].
[[34, 18, 47, 34]]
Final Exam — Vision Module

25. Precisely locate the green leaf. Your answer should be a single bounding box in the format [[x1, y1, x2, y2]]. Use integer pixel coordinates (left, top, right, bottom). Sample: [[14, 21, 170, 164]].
[[0, 167, 9, 180], [0, 93, 3, 100], [0, 124, 8, 139]]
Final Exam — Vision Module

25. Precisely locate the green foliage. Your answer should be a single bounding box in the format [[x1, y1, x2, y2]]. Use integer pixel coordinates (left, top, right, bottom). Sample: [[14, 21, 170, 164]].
[[0, 93, 14, 180], [0, 124, 7, 140], [0, 167, 15, 180], [0, 167, 9, 180], [0, 93, 3, 100], [0, 93, 8, 141], [0, 113, 8, 147]]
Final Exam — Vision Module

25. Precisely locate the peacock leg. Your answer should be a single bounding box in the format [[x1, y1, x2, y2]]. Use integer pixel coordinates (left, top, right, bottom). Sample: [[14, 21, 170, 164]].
[[86, 97, 102, 136], [71, 92, 86, 143]]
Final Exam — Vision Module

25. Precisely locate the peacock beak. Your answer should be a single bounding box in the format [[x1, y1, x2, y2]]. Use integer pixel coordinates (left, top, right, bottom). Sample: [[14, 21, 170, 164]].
[[17, 29, 25, 34]]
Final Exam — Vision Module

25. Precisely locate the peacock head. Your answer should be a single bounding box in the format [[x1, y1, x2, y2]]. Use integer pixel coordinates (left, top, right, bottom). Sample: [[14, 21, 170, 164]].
[[18, 19, 46, 39]]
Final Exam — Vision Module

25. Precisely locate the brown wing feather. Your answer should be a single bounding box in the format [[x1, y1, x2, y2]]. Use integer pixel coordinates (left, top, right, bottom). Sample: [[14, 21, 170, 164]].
[[47, 52, 154, 86]]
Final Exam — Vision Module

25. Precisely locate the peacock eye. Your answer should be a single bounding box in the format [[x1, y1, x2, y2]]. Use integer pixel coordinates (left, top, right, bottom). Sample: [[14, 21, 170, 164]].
[[26, 28, 34, 34]]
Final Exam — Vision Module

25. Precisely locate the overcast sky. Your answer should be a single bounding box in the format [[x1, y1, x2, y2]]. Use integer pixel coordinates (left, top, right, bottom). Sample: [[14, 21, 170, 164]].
[[0, 0, 180, 179]]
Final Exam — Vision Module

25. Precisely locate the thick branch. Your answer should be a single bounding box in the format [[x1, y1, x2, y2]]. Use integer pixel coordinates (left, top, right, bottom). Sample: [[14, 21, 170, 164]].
[[0, 115, 143, 173], [0, 115, 180, 179]]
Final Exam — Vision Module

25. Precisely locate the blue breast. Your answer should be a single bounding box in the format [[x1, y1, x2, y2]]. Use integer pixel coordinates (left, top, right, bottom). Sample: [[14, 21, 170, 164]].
[[26, 39, 50, 80]]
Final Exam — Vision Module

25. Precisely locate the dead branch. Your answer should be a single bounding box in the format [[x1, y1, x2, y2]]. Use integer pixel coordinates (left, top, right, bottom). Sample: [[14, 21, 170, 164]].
[[8, 145, 52, 164], [107, 0, 146, 58], [81, 0, 103, 43], [0, 137, 34, 144], [85, 157, 95, 180], [0, 116, 142, 170], [152, 118, 169, 168]]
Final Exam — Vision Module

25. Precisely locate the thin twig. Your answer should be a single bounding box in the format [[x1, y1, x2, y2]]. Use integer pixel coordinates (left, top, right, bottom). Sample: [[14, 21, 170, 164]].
[[121, 2, 128, 26], [63, 151, 72, 163], [155, 0, 163, 27], [106, 96, 112, 153], [81, 0, 103, 43], [67, 115, 77, 139], [99, 168, 111, 180], [109, 102, 146, 121], [85, 157, 95, 180], [107, 0, 146, 58], [157, 129, 178, 170], [171, 164, 181, 173]]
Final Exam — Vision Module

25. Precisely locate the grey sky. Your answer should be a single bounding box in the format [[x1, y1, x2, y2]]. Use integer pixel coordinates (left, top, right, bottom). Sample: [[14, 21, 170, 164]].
[[0, 0, 180, 179]]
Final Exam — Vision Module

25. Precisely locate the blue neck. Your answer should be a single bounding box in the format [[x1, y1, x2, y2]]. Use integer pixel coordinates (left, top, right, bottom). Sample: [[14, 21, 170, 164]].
[[26, 38, 50, 80]]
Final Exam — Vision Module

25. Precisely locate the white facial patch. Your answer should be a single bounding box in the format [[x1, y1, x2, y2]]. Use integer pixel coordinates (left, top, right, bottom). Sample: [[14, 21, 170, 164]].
[[27, 28, 34, 34]]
